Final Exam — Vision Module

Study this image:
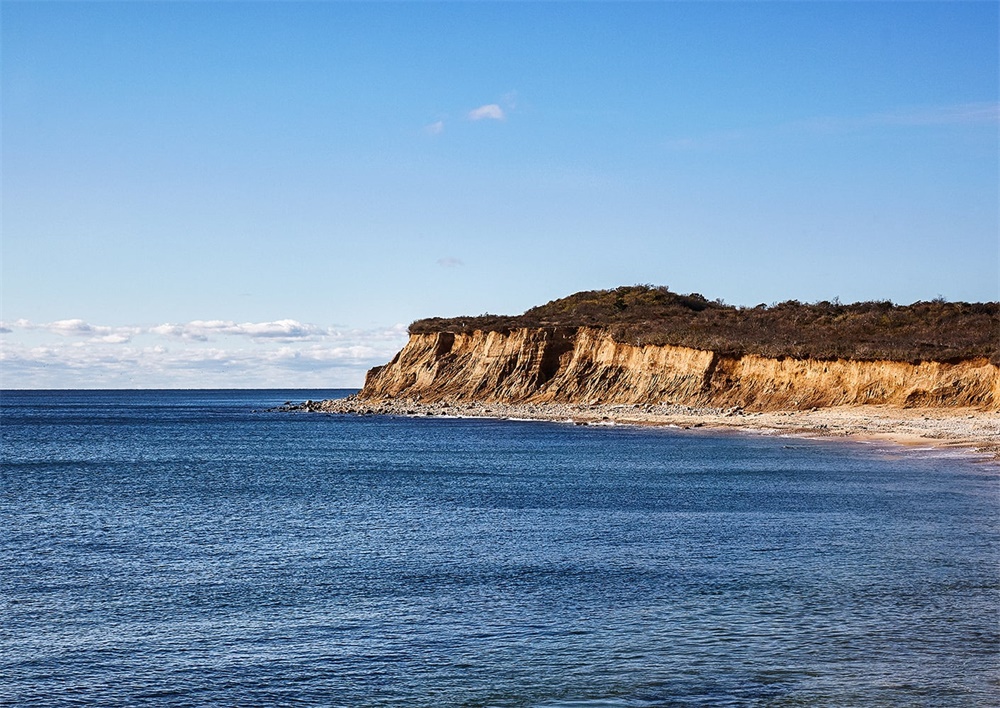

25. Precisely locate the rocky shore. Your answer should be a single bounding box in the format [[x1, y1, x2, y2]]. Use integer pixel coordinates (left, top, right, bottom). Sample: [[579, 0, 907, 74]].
[[279, 395, 1000, 463]]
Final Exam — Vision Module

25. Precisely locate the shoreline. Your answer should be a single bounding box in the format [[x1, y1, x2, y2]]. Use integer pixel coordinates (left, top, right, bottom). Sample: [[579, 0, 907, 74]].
[[300, 397, 1000, 464]]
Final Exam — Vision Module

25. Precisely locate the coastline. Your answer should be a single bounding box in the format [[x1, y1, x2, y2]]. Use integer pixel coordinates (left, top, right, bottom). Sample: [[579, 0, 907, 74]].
[[304, 397, 1000, 464]]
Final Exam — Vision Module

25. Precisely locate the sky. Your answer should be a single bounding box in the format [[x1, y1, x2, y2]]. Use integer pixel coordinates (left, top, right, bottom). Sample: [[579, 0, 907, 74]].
[[2, 1, 998, 389]]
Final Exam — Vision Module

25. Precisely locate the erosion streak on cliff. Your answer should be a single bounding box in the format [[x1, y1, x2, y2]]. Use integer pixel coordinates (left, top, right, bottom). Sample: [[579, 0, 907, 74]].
[[361, 328, 1000, 411]]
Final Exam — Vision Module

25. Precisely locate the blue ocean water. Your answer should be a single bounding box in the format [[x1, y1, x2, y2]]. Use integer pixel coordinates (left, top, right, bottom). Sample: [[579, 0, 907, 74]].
[[1, 389, 997, 707]]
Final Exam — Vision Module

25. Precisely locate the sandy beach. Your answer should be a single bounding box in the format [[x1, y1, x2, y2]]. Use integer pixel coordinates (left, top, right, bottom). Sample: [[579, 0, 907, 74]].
[[303, 396, 1000, 464]]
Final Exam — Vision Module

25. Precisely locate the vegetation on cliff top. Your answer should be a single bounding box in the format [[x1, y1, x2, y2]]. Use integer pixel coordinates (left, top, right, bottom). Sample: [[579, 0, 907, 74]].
[[409, 285, 999, 364]]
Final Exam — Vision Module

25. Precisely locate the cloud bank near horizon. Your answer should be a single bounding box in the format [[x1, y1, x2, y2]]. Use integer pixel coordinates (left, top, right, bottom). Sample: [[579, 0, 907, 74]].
[[0, 318, 409, 389]]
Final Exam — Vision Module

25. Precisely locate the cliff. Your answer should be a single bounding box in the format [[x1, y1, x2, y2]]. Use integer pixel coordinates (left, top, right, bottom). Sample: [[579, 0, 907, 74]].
[[360, 327, 1000, 411]]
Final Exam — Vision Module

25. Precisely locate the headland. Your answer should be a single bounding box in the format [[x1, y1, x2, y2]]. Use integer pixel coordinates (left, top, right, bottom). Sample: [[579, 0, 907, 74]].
[[304, 286, 1000, 459]]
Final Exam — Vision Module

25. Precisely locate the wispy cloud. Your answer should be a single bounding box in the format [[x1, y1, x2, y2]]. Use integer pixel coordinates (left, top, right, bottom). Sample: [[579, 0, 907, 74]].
[[468, 103, 505, 121], [424, 120, 445, 135], [663, 129, 746, 151], [788, 102, 1000, 133], [825, 101, 1000, 129], [663, 101, 999, 151], [436, 257, 464, 268]]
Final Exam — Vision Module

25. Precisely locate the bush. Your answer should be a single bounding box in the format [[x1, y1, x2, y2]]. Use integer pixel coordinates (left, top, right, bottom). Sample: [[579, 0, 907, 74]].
[[408, 285, 1000, 364]]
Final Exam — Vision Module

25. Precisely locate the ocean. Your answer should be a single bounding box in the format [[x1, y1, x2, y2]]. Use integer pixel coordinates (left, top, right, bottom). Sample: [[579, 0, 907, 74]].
[[1, 389, 997, 707]]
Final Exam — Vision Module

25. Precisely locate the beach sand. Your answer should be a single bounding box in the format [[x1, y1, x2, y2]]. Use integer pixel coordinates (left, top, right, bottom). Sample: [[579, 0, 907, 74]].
[[306, 397, 1000, 464]]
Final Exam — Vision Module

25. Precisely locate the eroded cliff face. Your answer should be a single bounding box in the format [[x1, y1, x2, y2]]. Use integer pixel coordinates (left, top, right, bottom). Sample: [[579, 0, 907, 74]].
[[361, 328, 1000, 410]]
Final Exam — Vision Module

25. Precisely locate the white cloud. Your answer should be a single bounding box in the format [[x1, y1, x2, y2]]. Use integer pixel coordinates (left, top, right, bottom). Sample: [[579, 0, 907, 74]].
[[237, 319, 325, 338], [150, 319, 325, 341], [148, 323, 207, 341], [0, 317, 410, 388], [436, 257, 464, 268], [98, 333, 133, 344], [425, 120, 445, 135], [48, 319, 99, 336], [9, 319, 141, 343], [468, 103, 505, 121]]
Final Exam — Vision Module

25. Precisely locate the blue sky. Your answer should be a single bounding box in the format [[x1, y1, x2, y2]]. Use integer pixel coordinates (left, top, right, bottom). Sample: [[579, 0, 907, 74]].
[[2, 1, 997, 388]]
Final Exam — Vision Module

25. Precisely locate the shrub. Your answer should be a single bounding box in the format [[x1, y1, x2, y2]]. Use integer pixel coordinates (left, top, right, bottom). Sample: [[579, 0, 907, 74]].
[[408, 285, 1000, 364]]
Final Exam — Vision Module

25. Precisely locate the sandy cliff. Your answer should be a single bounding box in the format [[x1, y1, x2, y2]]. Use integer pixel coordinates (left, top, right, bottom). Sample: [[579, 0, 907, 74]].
[[360, 327, 1000, 411]]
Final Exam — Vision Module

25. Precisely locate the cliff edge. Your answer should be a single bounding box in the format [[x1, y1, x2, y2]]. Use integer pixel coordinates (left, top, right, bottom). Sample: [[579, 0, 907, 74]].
[[358, 286, 1000, 411]]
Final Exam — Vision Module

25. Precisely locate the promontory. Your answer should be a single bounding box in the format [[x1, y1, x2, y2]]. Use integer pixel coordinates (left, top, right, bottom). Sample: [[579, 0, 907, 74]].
[[307, 286, 1000, 457]]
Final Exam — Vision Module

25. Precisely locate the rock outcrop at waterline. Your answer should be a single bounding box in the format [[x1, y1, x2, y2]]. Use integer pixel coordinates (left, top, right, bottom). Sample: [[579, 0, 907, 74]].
[[359, 327, 1000, 411]]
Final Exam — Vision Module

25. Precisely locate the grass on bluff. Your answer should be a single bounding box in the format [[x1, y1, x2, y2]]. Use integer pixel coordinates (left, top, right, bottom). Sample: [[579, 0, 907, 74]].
[[409, 285, 1000, 364]]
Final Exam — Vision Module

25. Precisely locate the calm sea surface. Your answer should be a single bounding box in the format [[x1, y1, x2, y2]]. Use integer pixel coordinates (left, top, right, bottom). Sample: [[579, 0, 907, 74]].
[[1, 389, 997, 707]]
